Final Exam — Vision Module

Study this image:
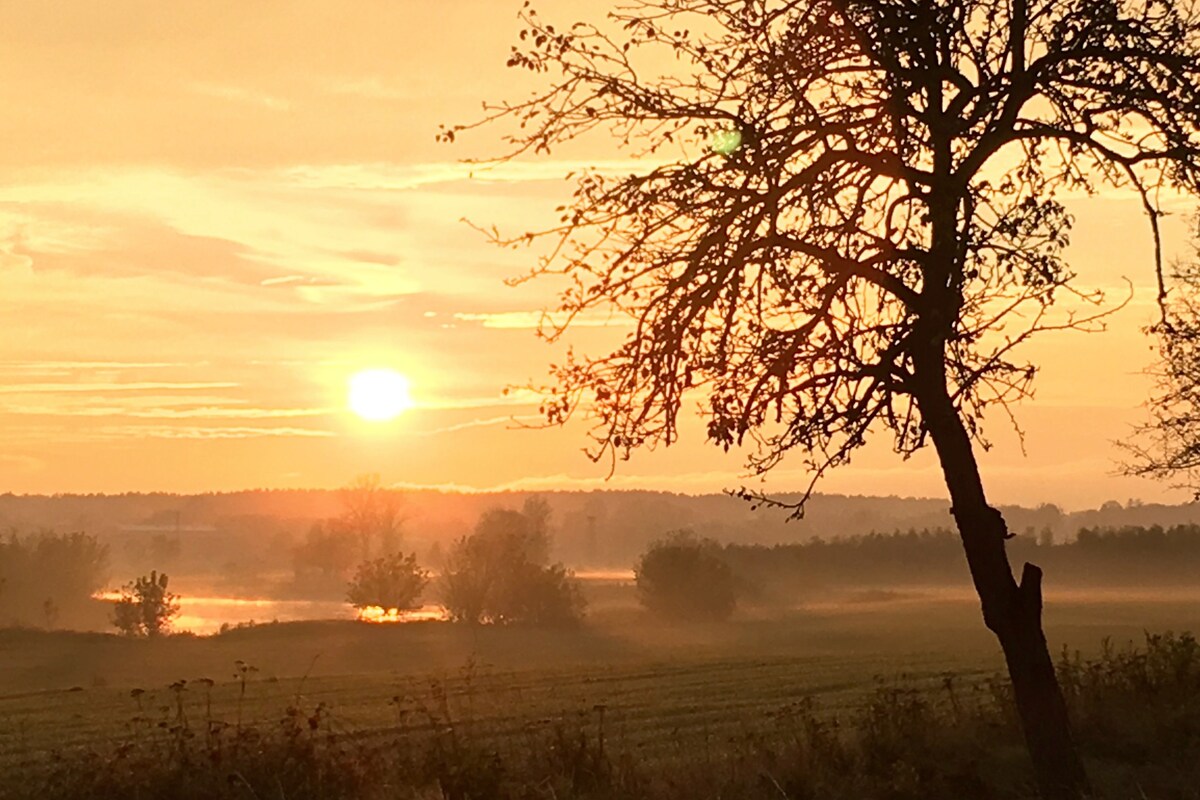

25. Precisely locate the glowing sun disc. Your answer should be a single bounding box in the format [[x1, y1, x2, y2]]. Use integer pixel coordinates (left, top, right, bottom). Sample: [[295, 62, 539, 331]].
[[348, 369, 413, 421]]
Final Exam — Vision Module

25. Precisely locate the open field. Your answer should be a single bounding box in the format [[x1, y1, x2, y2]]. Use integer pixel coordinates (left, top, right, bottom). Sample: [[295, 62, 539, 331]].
[[3, 588, 1198, 775]]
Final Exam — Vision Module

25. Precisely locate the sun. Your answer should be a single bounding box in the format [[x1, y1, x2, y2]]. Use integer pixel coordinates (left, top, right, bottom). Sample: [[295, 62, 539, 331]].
[[348, 369, 413, 422]]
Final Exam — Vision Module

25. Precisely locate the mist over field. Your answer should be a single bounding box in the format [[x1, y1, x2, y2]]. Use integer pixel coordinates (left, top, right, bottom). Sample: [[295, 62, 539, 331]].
[[3, 487, 1200, 800], [2, 488, 1197, 633]]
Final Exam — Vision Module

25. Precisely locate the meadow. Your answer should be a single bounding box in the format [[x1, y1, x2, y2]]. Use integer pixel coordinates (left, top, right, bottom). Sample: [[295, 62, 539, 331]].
[[2, 586, 1199, 798]]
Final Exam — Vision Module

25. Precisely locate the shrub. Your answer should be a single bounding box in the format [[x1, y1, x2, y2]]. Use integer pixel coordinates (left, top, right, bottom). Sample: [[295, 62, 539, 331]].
[[635, 531, 736, 620], [441, 501, 583, 625], [1058, 631, 1200, 762], [111, 570, 180, 637], [346, 552, 428, 614]]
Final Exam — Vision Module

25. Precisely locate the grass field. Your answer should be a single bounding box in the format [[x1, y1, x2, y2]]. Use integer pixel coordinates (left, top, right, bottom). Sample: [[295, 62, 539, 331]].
[[3, 585, 1198, 777]]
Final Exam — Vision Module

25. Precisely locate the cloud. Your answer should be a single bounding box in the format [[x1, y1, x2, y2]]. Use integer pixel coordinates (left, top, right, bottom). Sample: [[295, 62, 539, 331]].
[[412, 414, 541, 437], [281, 159, 671, 191], [0, 404, 330, 420], [0, 361, 189, 371], [129, 407, 331, 420], [94, 425, 335, 440], [0, 453, 46, 473], [452, 310, 633, 330], [382, 469, 763, 496], [189, 82, 292, 112], [0, 381, 239, 394], [413, 388, 542, 411]]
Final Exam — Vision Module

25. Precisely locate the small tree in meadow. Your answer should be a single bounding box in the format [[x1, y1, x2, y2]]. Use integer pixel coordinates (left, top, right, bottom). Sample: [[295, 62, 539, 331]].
[[636, 532, 736, 621], [112, 570, 180, 638], [441, 502, 584, 625], [346, 552, 429, 615]]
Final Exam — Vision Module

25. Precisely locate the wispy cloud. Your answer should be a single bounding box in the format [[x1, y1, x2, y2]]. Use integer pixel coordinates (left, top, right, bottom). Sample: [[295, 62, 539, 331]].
[[128, 407, 331, 420], [189, 83, 292, 112], [452, 310, 633, 330], [0, 381, 239, 394], [0, 453, 45, 473], [281, 159, 671, 192], [96, 425, 335, 440], [0, 361, 188, 371], [414, 389, 542, 411], [413, 414, 541, 437], [0, 404, 329, 420], [259, 275, 343, 288]]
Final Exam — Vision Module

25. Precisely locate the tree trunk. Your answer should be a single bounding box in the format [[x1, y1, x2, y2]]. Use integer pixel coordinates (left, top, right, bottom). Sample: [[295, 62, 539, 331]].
[[913, 360, 1088, 799]]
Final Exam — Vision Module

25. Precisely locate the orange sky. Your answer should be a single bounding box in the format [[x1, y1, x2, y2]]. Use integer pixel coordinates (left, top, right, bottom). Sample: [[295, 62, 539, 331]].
[[0, 0, 1193, 509]]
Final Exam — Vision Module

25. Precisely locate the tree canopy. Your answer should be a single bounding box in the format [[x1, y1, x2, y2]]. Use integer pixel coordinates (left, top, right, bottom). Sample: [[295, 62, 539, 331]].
[[452, 0, 1200, 498], [455, 1, 1200, 795]]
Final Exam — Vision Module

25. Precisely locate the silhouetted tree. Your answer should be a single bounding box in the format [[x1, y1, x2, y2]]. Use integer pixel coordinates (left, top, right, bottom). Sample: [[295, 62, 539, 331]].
[[455, 1, 1200, 794], [346, 552, 429, 614], [636, 531, 736, 620], [441, 504, 583, 625], [112, 570, 180, 638]]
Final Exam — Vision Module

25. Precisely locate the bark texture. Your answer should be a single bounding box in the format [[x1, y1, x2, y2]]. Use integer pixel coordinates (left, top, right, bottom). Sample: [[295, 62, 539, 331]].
[[915, 358, 1087, 799]]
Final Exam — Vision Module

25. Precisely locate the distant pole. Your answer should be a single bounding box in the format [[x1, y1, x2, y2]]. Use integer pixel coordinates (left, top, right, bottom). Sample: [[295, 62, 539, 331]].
[[585, 514, 598, 564]]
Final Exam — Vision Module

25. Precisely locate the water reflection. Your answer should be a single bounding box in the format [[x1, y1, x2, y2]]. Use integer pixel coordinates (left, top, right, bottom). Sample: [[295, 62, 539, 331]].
[[94, 569, 632, 635]]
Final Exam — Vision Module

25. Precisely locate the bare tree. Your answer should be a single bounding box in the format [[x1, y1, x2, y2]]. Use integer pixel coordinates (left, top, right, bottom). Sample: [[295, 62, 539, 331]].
[[449, 1, 1200, 795], [1128, 220, 1200, 486], [338, 474, 404, 560]]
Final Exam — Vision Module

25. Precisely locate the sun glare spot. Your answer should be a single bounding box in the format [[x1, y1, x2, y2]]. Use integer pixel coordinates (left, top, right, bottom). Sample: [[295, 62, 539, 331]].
[[357, 605, 403, 623], [356, 605, 450, 623], [348, 369, 413, 422]]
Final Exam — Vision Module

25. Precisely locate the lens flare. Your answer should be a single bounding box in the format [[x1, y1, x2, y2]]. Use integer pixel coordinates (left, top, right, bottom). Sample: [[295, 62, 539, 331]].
[[711, 128, 743, 156]]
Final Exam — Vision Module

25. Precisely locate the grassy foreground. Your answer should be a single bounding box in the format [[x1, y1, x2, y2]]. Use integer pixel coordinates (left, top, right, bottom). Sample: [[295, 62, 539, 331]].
[[1, 592, 1199, 798]]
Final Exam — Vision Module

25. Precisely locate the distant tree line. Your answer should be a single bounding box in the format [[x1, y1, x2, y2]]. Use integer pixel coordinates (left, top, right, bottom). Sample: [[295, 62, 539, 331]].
[[715, 525, 1200, 604], [631, 524, 1200, 622]]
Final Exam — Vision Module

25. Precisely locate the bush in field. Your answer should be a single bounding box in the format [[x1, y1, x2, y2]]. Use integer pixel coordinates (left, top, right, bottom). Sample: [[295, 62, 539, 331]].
[[111, 570, 179, 637], [0, 530, 109, 628], [441, 499, 584, 625], [635, 532, 735, 621], [345, 552, 428, 614]]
